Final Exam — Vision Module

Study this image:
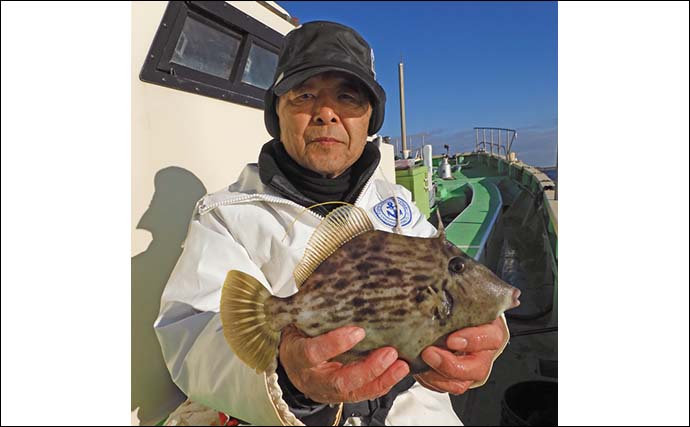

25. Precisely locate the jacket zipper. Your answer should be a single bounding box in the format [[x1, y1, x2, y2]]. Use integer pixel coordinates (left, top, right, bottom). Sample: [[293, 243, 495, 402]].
[[353, 174, 375, 207], [199, 194, 324, 221], [199, 174, 380, 220]]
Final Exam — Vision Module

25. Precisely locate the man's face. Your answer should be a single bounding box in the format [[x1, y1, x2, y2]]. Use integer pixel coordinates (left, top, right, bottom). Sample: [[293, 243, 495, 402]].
[[277, 71, 373, 178]]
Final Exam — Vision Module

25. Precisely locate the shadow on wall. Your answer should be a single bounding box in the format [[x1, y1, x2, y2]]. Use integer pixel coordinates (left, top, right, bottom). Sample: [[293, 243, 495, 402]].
[[131, 167, 206, 425]]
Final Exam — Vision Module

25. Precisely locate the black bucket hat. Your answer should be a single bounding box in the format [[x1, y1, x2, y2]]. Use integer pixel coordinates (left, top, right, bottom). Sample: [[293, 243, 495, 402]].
[[264, 21, 386, 139]]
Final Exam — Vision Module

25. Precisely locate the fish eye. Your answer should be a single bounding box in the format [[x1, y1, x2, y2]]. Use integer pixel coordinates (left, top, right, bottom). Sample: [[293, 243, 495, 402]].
[[448, 257, 465, 274]]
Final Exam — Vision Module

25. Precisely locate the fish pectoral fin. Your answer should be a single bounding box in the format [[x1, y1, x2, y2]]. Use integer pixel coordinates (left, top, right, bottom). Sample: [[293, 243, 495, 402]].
[[220, 270, 280, 373], [425, 286, 450, 320]]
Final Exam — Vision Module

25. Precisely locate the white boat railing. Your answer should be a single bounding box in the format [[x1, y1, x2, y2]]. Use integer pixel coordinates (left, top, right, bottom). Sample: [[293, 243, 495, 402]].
[[474, 127, 517, 160]]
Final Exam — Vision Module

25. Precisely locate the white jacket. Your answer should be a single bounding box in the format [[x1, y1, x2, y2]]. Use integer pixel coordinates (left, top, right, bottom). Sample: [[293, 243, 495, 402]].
[[154, 163, 466, 426]]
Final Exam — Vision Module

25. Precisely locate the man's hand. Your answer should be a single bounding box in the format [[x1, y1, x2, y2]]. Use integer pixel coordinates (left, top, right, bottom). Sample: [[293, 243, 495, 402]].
[[279, 324, 410, 404], [414, 317, 507, 395]]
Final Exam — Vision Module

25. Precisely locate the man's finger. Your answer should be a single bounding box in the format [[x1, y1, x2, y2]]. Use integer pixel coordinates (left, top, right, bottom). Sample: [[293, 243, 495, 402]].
[[421, 347, 495, 382], [416, 371, 473, 395], [281, 324, 306, 344], [413, 374, 446, 393], [301, 325, 365, 366], [330, 347, 398, 394], [446, 318, 505, 352], [343, 360, 410, 402]]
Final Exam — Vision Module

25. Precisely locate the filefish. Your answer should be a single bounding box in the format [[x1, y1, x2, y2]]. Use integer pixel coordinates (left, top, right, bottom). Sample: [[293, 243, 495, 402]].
[[220, 205, 521, 374]]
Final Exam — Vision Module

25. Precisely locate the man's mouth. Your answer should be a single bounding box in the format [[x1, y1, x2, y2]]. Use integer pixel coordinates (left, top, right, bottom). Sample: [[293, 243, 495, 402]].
[[311, 137, 344, 145]]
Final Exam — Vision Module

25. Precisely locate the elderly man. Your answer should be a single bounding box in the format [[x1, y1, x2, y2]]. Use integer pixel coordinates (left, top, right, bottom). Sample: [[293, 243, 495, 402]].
[[155, 21, 508, 426]]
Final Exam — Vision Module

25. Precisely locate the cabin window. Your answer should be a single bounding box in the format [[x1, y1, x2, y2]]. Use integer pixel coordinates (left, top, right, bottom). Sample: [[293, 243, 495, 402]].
[[140, 1, 285, 109], [241, 42, 279, 90], [170, 16, 241, 80]]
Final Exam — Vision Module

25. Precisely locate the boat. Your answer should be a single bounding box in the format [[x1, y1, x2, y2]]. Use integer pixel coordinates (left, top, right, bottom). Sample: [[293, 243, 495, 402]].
[[393, 127, 558, 425]]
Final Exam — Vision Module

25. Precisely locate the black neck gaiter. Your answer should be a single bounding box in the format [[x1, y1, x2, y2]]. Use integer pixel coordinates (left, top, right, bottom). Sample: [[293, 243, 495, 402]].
[[259, 139, 381, 212]]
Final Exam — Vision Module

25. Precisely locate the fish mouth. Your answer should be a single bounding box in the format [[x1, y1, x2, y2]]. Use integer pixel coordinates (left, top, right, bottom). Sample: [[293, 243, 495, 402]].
[[510, 288, 521, 309]]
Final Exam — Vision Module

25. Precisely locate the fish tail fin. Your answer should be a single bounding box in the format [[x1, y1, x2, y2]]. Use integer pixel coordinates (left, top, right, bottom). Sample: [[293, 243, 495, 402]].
[[220, 270, 280, 373]]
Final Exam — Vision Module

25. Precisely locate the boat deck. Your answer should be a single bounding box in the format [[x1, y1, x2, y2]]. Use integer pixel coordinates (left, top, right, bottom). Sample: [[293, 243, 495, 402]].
[[434, 157, 508, 261], [430, 153, 558, 425]]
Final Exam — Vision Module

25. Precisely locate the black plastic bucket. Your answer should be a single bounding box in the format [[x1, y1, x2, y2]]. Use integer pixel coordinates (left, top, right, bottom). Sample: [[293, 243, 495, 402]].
[[500, 380, 557, 426]]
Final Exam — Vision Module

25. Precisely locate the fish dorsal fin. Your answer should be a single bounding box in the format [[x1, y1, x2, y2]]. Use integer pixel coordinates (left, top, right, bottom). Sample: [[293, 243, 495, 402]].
[[294, 205, 375, 287]]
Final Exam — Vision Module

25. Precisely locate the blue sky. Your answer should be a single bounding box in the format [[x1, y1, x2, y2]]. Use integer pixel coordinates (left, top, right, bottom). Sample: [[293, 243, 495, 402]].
[[279, 1, 558, 166]]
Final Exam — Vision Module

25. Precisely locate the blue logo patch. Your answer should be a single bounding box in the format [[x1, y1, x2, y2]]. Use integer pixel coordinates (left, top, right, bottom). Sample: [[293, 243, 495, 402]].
[[372, 197, 413, 228]]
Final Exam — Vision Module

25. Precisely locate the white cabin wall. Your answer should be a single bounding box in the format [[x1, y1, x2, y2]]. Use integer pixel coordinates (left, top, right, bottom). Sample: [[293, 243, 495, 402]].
[[132, 1, 296, 256]]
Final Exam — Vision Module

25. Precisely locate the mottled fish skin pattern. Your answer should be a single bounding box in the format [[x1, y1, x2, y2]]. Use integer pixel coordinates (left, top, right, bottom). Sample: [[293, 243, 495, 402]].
[[266, 230, 516, 374]]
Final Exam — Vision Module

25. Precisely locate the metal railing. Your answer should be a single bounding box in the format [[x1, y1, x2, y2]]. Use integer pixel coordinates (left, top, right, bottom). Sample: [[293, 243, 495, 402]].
[[474, 127, 517, 160]]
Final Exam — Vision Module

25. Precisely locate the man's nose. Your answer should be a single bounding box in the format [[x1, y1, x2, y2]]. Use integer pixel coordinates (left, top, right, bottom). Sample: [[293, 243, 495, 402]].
[[312, 98, 340, 125]]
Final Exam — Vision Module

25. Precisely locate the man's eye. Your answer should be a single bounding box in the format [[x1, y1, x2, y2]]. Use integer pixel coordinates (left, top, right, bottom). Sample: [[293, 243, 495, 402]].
[[291, 92, 314, 103], [339, 93, 359, 102]]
